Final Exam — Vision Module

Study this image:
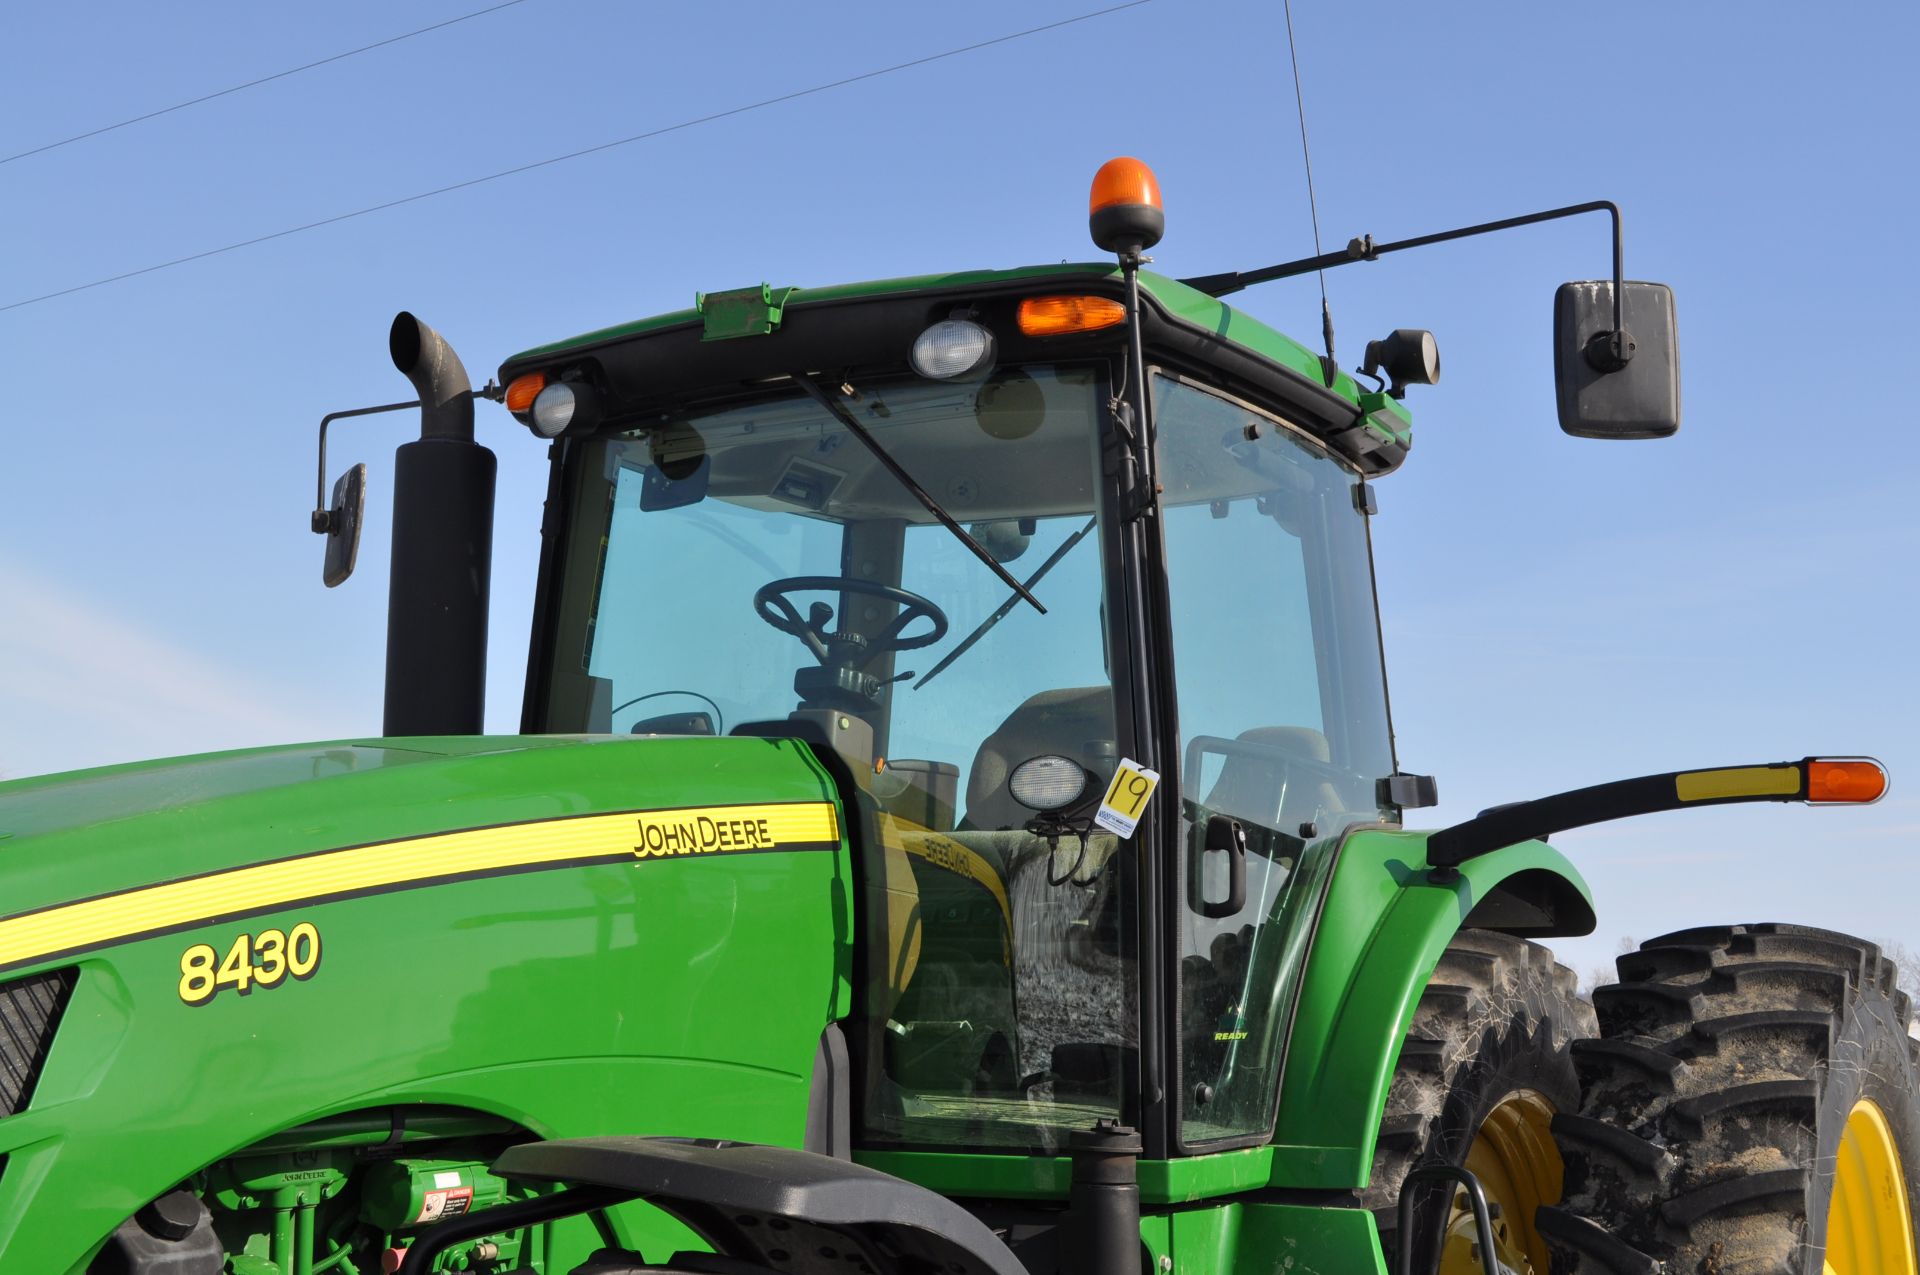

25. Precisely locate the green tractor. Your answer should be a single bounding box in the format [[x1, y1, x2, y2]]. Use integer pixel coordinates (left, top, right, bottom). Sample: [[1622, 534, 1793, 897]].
[[1, 158, 1913, 1275]]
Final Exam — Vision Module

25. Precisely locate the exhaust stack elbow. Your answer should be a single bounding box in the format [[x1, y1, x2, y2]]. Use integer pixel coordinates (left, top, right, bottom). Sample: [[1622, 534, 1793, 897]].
[[382, 311, 495, 738], [390, 311, 475, 442]]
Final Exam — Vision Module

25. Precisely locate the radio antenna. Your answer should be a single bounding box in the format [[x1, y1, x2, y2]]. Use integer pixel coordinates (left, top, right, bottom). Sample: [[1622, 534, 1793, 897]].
[[1282, 0, 1338, 387]]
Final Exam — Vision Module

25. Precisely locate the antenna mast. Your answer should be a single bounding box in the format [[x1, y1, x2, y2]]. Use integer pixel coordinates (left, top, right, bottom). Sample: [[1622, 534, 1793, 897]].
[[1282, 0, 1338, 387]]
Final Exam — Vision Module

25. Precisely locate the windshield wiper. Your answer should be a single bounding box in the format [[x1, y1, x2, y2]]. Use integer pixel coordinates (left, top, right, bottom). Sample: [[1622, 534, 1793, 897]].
[[914, 515, 1097, 690], [791, 373, 1044, 614]]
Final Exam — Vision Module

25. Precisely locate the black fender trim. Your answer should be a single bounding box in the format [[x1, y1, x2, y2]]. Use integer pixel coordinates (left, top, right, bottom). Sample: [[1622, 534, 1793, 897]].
[[1461, 866, 1598, 937], [488, 1138, 1027, 1275]]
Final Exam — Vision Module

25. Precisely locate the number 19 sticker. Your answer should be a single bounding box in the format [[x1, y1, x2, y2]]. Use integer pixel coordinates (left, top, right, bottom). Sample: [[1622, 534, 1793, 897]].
[[1095, 759, 1161, 837]]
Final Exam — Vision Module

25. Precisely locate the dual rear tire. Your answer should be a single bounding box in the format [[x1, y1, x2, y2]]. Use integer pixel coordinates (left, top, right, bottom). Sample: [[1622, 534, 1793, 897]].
[[1376, 924, 1920, 1275], [1540, 923, 1920, 1274]]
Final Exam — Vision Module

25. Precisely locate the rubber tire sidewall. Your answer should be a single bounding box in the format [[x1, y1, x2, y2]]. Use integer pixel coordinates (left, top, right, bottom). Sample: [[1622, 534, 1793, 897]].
[[1367, 930, 1595, 1274]]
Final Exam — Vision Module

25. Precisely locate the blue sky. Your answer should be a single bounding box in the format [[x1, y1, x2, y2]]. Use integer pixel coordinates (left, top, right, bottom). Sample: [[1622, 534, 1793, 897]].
[[2, 0, 1915, 980]]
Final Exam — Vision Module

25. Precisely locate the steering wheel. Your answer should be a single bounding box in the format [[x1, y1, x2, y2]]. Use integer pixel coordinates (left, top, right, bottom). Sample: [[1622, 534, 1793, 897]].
[[752, 576, 949, 667]]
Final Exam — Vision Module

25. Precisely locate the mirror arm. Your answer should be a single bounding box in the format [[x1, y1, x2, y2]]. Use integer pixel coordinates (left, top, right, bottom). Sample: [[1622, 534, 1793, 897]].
[[310, 399, 420, 533], [309, 380, 504, 533], [1182, 200, 1628, 357]]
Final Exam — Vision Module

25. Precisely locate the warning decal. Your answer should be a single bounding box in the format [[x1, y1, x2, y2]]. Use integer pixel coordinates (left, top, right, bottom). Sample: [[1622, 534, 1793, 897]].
[[415, 1185, 475, 1224]]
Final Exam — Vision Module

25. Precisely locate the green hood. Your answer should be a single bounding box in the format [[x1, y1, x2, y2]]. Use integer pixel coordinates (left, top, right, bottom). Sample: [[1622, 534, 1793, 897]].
[[0, 734, 831, 924]]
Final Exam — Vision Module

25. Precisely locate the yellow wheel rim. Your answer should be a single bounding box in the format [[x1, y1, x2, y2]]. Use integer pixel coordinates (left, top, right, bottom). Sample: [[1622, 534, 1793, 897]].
[[1824, 1099, 1917, 1275], [1438, 1090, 1562, 1275]]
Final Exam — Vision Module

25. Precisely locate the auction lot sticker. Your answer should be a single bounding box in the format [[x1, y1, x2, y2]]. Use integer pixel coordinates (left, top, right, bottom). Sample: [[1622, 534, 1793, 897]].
[[1095, 760, 1161, 837]]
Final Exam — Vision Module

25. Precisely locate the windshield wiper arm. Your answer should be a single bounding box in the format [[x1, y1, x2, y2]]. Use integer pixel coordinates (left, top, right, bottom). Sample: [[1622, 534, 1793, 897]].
[[791, 373, 1044, 614], [914, 515, 1097, 690]]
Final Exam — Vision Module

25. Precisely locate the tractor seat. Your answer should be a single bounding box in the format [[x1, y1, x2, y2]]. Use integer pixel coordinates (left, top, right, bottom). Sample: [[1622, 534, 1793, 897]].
[[960, 687, 1117, 833], [1198, 725, 1343, 834]]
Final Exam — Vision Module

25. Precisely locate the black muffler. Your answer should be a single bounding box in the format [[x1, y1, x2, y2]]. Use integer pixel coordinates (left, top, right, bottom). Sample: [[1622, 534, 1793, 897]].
[[383, 312, 495, 737]]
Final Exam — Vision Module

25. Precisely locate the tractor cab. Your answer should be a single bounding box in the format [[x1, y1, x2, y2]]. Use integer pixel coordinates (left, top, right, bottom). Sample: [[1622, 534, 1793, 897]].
[[498, 257, 1401, 1159]]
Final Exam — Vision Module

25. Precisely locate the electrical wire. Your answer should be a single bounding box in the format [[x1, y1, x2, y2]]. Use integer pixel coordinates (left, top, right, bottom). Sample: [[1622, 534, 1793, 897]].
[[0, 0, 536, 167], [0, 0, 1151, 316]]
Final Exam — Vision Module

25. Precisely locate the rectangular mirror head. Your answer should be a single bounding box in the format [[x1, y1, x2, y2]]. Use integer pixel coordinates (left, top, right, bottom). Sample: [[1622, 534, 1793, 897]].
[[1555, 280, 1680, 439], [322, 463, 367, 588], [630, 710, 716, 736]]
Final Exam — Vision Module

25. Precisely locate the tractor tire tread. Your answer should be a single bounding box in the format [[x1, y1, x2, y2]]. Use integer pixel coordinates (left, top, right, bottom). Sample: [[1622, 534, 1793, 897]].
[[1544, 923, 1920, 1273], [1366, 929, 1591, 1273]]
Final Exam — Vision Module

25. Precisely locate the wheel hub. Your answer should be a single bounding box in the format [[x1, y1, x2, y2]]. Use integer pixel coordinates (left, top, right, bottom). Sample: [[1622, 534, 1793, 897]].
[[1824, 1099, 1917, 1275], [1439, 1091, 1561, 1275]]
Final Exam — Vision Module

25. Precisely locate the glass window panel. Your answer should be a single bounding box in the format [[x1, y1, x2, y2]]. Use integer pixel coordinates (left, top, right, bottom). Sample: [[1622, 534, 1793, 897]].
[[1153, 374, 1396, 1147]]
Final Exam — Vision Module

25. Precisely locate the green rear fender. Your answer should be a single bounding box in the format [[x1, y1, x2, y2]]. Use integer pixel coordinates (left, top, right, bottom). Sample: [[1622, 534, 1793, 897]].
[[1267, 827, 1594, 1189]]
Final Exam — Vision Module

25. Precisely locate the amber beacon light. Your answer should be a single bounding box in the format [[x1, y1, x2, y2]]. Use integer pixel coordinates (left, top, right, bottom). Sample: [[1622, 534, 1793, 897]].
[[1089, 157, 1164, 255]]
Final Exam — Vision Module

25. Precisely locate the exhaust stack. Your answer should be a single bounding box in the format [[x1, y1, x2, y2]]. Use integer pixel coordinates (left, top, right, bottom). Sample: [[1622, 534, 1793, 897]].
[[383, 312, 495, 737]]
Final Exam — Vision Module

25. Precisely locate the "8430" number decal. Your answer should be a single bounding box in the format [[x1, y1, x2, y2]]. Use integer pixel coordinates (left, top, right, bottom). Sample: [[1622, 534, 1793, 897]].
[[178, 922, 322, 1006]]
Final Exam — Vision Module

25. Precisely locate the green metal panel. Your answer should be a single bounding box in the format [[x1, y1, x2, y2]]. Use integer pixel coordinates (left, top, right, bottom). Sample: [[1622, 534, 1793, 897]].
[[698, 284, 797, 339], [0, 735, 854, 1271], [1234, 1200, 1387, 1275], [1140, 1147, 1275, 1203], [1169, 1201, 1239, 1274], [1138, 1209, 1172, 1275], [1157, 1198, 1385, 1274], [1267, 828, 1594, 1189]]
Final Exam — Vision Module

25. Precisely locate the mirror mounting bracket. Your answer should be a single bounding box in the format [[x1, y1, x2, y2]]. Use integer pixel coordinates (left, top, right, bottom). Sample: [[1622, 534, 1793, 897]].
[[1179, 200, 1629, 352], [309, 380, 503, 533], [310, 399, 418, 535]]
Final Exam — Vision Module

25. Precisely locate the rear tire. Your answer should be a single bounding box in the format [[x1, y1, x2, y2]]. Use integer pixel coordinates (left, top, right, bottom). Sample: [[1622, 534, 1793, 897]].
[[1365, 929, 1597, 1274], [1539, 923, 1920, 1274]]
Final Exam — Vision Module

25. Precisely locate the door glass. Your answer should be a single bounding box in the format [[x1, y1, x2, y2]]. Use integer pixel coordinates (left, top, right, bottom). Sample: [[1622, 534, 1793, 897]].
[[1153, 374, 1396, 1146]]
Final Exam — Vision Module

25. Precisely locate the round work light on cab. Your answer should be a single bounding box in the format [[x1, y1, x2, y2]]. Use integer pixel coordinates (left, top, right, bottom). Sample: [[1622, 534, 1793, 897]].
[[1089, 156, 1165, 256], [530, 380, 601, 438], [1362, 329, 1442, 400], [1009, 754, 1091, 812], [910, 318, 996, 380]]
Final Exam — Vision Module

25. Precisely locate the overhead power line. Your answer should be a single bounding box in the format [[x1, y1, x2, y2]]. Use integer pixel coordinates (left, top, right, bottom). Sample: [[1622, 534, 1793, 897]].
[[0, 0, 535, 167], [0, 0, 1150, 316]]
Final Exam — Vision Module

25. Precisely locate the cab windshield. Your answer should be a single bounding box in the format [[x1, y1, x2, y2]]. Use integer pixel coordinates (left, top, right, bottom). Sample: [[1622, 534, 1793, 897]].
[[540, 363, 1135, 1152]]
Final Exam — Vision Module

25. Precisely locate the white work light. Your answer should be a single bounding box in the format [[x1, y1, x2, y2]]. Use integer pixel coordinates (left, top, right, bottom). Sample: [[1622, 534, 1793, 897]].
[[531, 382, 597, 438], [910, 319, 996, 381], [1009, 755, 1089, 812]]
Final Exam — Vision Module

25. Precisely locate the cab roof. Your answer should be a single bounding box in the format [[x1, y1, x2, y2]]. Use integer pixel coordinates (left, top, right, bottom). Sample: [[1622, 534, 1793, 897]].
[[498, 263, 1414, 473]]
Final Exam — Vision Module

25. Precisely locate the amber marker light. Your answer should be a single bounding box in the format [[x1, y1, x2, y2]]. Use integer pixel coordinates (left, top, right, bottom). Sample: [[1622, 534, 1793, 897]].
[[505, 372, 546, 415], [1018, 295, 1128, 337], [1806, 757, 1889, 805]]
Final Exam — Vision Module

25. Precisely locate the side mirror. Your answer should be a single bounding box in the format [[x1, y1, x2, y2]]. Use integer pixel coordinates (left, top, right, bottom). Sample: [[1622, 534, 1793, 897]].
[[319, 463, 367, 588], [1554, 280, 1680, 439], [630, 710, 716, 736]]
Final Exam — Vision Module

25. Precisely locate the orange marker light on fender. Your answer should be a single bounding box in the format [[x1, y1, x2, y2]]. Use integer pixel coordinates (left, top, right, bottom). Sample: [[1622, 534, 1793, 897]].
[[1018, 295, 1128, 336], [504, 372, 547, 415], [1089, 156, 1165, 255], [1806, 757, 1889, 804]]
